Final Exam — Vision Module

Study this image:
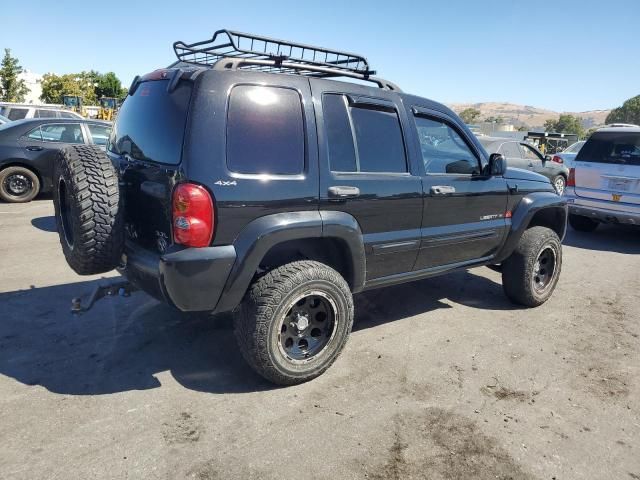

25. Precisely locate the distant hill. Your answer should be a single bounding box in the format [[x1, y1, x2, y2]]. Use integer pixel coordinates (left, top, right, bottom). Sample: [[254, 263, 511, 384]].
[[447, 102, 610, 129]]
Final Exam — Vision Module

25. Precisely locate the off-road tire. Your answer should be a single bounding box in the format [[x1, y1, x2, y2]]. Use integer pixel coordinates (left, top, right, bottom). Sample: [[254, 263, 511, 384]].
[[53, 145, 124, 275], [502, 226, 562, 307], [0, 166, 40, 203], [568, 213, 599, 232], [234, 260, 354, 385]]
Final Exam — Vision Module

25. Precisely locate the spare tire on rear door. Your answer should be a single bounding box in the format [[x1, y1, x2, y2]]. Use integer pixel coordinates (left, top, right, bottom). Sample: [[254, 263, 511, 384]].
[[53, 145, 124, 275]]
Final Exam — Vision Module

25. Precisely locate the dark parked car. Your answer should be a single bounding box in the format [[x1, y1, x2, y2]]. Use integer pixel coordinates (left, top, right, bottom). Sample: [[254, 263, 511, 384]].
[[0, 118, 111, 202], [478, 137, 570, 194], [53, 30, 567, 385]]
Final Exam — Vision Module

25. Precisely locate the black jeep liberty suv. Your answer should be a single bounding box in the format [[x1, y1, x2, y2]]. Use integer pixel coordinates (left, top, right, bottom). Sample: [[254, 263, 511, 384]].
[[53, 30, 567, 385]]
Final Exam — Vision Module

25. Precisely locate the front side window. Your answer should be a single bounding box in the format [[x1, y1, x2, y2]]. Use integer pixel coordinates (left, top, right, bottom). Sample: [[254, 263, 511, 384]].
[[323, 94, 407, 173], [40, 124, 84, 144], [8, 108, 28, 120], [227, 85, 305, 175], [415, 116, 480, 174]]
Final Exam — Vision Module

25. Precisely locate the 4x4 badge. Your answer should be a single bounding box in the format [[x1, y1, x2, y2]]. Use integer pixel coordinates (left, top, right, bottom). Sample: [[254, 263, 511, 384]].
[[215, 180, 237, 186]]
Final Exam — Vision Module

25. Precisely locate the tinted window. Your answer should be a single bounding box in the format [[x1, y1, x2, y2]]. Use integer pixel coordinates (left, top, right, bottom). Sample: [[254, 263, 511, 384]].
[[498, 142, 521, 157], [351, 106, 407, 173], [415, 116, 480, 174], [576, 131, 640, 166], [227, 86, 304, 175], [109, 79, 191, 165], [8, 108, 28, 120], [88, 124, 111, 146], [40, 124, 84, 144], [323, 94, 357, 172], [36, 109, 56, 118]]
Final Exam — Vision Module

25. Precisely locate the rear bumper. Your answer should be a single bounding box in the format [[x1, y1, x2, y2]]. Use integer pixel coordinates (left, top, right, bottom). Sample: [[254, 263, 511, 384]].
[[119, 242, 236, 312], [565, 190, 640, 225]]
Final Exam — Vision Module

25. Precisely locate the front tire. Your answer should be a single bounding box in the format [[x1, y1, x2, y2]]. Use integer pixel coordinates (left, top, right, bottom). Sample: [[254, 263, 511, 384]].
[[234, 261, 354, 385], [502, 226, 562, 307], [569, 213, 599, 232], [0, 166, 40, 203]]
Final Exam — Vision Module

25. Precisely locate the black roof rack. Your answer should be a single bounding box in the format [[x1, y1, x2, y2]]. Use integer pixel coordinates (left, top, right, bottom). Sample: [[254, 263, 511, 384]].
[[173, 29, 401, 91]]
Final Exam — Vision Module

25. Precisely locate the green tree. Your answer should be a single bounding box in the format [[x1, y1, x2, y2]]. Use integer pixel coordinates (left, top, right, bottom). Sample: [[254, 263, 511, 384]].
[[459, 108, 481, 124], [485, 115, 504, 124], [0, 49, 30, 102], [95, 72, 124, 99], [544, 114, 585, 138], [605, 95, 640, 125], [40, 71, 99, 104]]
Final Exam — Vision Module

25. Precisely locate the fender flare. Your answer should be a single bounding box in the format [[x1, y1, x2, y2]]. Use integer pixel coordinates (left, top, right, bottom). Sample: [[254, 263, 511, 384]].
[[495, 192, 568, 263], [215, 210, 366, 313]]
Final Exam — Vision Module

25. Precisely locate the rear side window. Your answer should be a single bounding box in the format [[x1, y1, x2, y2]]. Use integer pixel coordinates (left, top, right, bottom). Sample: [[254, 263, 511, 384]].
[[36, 109, 56, 118], [109, 79, 191, 165], [323, 94, 407, 173], [8, 108, 28, 120], [227, 85, 305, 175], [576, 132, 640, 166]]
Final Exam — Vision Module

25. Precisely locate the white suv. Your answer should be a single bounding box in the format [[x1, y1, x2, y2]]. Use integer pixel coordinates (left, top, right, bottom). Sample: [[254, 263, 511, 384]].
[[565, 125, 640, 231]]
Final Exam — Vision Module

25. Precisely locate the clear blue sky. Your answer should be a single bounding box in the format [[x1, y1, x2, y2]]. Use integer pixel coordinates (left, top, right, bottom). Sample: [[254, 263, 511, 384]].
[[1, 0, 638, 112]]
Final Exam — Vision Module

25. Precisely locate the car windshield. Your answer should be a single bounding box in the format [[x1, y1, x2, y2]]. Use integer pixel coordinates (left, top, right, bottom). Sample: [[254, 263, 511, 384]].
[[576, 132, 640, 166]]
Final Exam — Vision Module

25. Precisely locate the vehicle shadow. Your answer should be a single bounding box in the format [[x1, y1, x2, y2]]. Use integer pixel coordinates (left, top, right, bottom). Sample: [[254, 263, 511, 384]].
[[31, 215, 57, 233], [563, 224, 640, 254], [0, 269, 514, 396]]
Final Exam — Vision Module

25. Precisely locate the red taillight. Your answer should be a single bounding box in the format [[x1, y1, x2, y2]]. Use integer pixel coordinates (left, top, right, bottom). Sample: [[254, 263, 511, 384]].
[[552, 155, 563, 164], [172, 183, 215, 247], [567, 168, 576, 187]]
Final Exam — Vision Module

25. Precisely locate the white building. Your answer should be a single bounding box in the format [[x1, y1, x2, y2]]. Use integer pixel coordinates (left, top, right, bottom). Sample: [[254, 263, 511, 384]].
[[18, 69, 43, 104]]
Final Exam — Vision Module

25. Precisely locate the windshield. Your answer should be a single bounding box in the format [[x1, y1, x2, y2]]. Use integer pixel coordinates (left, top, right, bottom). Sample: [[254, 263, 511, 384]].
[[576, 132, 640, 166]]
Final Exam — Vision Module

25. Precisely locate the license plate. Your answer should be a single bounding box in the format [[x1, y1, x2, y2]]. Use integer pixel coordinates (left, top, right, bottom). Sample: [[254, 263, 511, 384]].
[[607, 179, 631, 191]]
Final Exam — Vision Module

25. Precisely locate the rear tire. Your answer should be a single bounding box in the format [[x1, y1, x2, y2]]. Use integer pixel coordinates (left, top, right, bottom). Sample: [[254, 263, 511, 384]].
[[552, 175, 566, 195], [569, 213, 599, 232], [234, 260, 354, 385], [53, 145, 124, 275], [0, 166, 40, 203], [502, 226, 562, 307]]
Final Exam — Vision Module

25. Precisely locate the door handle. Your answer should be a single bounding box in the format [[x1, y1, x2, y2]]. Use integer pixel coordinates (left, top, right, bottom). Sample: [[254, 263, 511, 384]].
[[328, 186, 360, 200], [527, 162, 534, 167], [26, 146, 43, 151], [430, 185, 456, 195]]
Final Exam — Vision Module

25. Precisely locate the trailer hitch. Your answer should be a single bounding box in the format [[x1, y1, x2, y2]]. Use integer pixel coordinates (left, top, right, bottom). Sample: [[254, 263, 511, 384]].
[[71, 279, 138, 314]]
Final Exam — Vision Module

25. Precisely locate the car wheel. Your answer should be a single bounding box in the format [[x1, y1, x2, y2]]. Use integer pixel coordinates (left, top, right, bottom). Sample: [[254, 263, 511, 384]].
[[234, 260, 354, 385], [53, 145, 124, 275], [502, 226, 562, 307], [0, 166, 40, 203], [552, 175, 566, 195], [568, 214, 599, 232]]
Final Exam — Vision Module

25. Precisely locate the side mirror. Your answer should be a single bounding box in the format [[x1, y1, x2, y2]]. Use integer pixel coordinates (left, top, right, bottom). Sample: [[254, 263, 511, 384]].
[[488, 153, 507, 176]]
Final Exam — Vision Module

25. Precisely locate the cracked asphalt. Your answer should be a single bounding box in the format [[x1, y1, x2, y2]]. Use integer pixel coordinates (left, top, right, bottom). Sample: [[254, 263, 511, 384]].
[[1, 199, 639, 479]]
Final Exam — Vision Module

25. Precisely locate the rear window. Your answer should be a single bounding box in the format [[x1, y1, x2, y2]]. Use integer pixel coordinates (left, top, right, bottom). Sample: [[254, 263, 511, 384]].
[[576, 132, 640, 166], [8, 108, 28, 121], [108, 79, 191, 165], [226, 85, 305, 175]]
